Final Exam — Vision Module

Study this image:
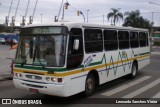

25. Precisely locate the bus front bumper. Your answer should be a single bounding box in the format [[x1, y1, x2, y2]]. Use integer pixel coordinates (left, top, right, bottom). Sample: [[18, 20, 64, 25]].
[[13, 78, 68, 97]]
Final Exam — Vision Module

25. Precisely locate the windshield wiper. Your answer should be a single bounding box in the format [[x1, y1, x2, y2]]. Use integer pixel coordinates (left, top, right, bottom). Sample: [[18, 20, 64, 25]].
[[14, 57, 26, 67], [21, 60, 26, 67], [35, 57, 45, 69]]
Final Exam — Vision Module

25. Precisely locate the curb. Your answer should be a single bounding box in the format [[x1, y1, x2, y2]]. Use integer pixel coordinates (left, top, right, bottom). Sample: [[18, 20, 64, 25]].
[[0, 74, 12, 81]]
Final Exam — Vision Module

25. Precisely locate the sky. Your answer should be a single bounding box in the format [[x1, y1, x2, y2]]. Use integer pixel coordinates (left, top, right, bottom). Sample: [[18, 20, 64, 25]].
[[0, 0, 160, 26]]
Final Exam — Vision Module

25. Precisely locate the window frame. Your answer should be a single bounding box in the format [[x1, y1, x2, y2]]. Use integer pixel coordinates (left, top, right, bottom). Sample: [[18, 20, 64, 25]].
[[103, 29, 118, 51], [139, 32, 149, 47], [67, 28, 84, 69], [84, 28, 103, 53], [118, 30, 130, 50], [130, 31, 139, 48]]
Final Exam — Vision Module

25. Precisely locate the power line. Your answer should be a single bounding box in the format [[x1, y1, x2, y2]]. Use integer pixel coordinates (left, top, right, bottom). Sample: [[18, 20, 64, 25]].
[[14, 0, 20, 20], [141, 12, 160, 14], [32, 0, 38, 20], [24, 0, 30, 18], [149, 1, 160, 6], [89, 15, 105, 18], [57, 0, 64, 21], [8, 0, 14, 19]]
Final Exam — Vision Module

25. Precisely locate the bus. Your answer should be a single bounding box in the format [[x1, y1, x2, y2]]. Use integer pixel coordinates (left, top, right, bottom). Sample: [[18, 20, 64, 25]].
[[13, 23, 150, 97], [4, 33, 19, 45], [0, 34, 5, 44]]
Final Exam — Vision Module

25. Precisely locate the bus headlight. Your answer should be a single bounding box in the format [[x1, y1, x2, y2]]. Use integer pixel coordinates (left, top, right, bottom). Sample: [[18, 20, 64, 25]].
[[51, 77, 56, 82], [15, 73, 22, 77], [46, 77, 63, 83], [45, 77, 50, 81]]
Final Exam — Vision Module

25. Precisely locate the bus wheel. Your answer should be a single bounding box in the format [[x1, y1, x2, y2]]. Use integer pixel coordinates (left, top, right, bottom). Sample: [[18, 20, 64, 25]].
[[129, 62, 137, 78], [84, 74, 95, 96]]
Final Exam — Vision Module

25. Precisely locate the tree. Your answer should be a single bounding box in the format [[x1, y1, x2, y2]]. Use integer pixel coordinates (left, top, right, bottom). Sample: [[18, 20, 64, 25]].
[[107, 8, 123, 26], [0, 24, 16, 33], [123, 10, 152, 29], [123, 10, 140, 27]]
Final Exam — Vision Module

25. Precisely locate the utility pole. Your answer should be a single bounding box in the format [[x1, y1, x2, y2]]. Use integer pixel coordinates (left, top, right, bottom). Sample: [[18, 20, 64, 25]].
[[11, 0, 20, 26], [25, 0, 30, 19], [86, 10, 89, 23], [149, 1, 160, 26], [11, 16, 15, 26], [149, 1, 160, 49], [29, 16, 33, 24], [151, 12, 154, 26], [54, 16, 58, 22], [5, 16, 8, 26], [80, 11, 85, 23], [103, 15, 104, 25], [151, 12, 154, 50], [14, 0, 20, 20], [29, 0, 38, 24], [6, 0, 13, 26], [21, 16, 25, 26], [21, 0, 30, 26], [77, 11, 85, 23], [61, 1, 69, 20], [40, 14, 43, 23], [57, 0, 64, 22]]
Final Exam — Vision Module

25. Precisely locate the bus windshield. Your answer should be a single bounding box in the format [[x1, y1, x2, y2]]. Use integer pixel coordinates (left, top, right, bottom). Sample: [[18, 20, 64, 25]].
[[15, 27, 67, 67]]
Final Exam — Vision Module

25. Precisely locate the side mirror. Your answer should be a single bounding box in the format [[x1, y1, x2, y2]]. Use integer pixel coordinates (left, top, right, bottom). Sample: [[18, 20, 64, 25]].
[[73, 39, 79, 50]]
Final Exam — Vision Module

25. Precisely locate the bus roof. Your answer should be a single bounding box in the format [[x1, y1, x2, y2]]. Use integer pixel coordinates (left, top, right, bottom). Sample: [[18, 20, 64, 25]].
[[23, 22, 148, 32]]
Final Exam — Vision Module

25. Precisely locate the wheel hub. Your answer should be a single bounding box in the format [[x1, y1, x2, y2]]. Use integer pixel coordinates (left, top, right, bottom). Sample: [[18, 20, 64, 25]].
[[87, 78, 93, 91]]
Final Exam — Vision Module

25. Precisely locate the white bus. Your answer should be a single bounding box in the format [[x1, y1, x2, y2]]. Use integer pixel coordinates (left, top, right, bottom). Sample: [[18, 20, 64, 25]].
[[13, 23, 150, 97]]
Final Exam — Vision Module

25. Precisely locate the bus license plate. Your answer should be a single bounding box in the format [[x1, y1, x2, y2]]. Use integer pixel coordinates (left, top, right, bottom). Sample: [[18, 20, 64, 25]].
[[29, 88, 38, 93]]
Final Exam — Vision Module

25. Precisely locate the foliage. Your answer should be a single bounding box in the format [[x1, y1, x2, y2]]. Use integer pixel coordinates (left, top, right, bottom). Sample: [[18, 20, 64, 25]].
[[0, 25, 14, 33], [123, 10, 152, 29], [154, 41, 160, 46], [107, 8, 123, 26]]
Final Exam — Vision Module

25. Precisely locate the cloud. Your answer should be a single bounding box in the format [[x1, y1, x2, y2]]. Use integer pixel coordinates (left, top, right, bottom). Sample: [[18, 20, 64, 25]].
[[0, 0, 160, 26]]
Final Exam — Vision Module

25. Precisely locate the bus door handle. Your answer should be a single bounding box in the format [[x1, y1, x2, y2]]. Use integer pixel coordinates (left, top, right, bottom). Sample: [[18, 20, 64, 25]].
[[92, 54, 96, 57]]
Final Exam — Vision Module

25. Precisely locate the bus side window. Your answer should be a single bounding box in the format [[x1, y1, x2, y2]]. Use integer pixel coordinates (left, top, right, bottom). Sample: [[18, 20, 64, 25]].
[[139, 32, 148, 47], [118, 31, 129, 49], [130, 32, 139, 48], [67, 28, 83, 69], [84, 29, 103, 53], [104, 30, 118, 51]]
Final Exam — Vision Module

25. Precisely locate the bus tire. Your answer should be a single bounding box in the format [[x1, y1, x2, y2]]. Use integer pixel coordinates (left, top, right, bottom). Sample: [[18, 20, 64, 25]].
[[129, 62, 137, 79], [84, 74, 95, 96]]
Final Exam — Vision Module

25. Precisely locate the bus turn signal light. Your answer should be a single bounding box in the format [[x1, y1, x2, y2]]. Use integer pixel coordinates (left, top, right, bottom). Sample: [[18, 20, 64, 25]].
[[57, 78, 63, 83]]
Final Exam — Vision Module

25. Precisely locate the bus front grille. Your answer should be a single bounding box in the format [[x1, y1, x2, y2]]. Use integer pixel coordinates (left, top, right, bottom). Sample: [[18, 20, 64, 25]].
[[25, 75, 42, 80], [22, 83, 46, 88]]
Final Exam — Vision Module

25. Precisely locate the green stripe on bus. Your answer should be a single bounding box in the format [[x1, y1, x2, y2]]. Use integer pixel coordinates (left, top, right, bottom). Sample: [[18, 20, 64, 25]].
[[14, 65, 67, 72], [15, 51, 150, 73], [140, 52, 150, 56]]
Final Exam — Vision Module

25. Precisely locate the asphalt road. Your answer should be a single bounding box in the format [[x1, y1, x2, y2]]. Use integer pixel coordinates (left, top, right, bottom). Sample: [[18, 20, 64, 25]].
[[0, 45, 160, 107], [151, 46, 160, 52]]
